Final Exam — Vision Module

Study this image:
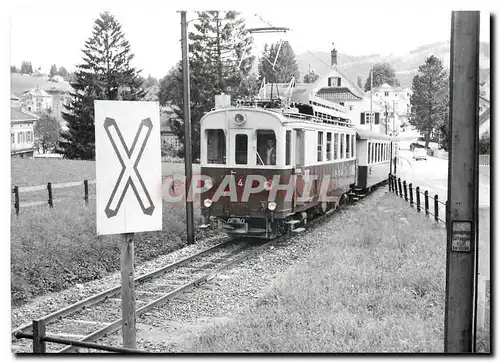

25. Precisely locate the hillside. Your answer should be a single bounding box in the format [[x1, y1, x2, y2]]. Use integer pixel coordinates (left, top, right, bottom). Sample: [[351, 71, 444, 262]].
[[11, 73, 72, 96], [296, 41, 490, 88]]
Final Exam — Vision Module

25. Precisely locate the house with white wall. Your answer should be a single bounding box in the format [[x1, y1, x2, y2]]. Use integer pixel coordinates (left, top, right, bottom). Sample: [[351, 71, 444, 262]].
[[20, 87, 53, 113], [11, 106, 38, 158]]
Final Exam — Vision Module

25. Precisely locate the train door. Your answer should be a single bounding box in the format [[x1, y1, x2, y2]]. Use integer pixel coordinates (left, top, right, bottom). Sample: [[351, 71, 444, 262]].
[[228, 129, 252, 215], [293, 129, 306, 210]]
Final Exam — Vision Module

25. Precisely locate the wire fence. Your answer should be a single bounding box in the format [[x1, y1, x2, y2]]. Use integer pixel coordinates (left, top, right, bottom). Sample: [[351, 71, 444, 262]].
[[388, 174, 447, 224]]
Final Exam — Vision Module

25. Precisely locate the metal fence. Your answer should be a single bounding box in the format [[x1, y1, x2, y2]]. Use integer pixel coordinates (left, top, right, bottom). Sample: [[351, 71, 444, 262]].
[[479, 154, 490, 167], [14, 319, 143, 354], [388, 174, 447, 224]]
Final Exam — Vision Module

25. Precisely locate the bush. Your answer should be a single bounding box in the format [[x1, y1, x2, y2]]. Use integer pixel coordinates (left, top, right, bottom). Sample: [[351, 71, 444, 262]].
[[479, 133, 490, 154]]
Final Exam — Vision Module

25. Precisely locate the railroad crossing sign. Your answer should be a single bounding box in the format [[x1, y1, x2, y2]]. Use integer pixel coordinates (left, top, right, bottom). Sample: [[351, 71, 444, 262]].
[[95, 101, 162, 235]]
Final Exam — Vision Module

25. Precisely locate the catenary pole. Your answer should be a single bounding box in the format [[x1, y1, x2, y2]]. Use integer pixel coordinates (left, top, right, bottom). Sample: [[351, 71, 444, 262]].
[[444, 10, 480, 353], [180, 10, 195, 245]]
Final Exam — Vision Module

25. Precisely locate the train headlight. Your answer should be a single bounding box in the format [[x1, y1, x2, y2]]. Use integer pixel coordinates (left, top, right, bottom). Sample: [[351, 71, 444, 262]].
[[234, 113, 246, 126], [268, 202, 277, 211], [204, 199, 213, 208]]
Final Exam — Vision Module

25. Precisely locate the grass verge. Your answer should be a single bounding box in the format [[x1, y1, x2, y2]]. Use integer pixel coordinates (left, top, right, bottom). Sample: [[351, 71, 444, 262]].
[[186, 192, 489, 353], [11, 196, 202, 306]]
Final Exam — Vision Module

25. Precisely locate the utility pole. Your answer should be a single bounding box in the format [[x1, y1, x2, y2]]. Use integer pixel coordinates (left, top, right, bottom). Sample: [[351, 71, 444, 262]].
[[444, 10, 480, 353], [370, 64, 373, 132], [180, 11, 195, 245]]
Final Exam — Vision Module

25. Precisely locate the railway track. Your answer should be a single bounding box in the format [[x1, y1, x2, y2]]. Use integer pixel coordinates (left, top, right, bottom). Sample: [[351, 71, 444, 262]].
[[12, 182, 387, 353], [12, 236, 276, 353]]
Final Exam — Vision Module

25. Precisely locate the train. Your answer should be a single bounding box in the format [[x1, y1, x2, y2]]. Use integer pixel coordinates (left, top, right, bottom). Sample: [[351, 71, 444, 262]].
[[197, 89, 396, 239]]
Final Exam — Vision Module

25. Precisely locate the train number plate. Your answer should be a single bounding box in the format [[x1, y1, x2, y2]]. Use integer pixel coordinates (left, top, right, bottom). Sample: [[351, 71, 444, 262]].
[[228, 218, 245, 224]]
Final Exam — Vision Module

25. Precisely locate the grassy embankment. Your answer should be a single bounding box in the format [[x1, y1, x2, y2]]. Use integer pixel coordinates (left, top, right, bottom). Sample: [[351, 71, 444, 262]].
[[11, 158, 202, 306], [186, 193, 490, 353]]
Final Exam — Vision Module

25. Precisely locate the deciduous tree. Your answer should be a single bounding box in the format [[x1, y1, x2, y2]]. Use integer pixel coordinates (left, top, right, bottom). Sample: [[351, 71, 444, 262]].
[[364, 62, 400, 91], [58, 11, 145, 160], [34, 115, 60, 154], [409, 55, 449, 148]]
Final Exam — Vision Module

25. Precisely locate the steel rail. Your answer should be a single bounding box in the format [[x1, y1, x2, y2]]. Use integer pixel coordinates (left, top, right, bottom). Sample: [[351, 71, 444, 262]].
[[57, 241, 273, 353], [12, 237, 231, 336]]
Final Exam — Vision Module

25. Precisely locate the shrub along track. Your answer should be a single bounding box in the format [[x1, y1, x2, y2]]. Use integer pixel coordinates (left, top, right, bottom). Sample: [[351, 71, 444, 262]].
[[12, 182, 387, 353]]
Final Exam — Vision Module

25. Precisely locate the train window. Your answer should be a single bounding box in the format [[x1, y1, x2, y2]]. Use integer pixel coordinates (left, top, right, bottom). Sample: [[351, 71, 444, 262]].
[[351, 135, 355, 158], [256, 130, 276, 165], [285, 130, 291, 166], [340, 134, 344, 159], [326, 132, 332, 161], [346, 134, 350, 158], [371, 143, 375, 163], [333, 133, 339, 160], [368, 142, 371, 164], [206, 129, 226, 164], [317, 131, 323, 162], [235, 134, 248, 165]]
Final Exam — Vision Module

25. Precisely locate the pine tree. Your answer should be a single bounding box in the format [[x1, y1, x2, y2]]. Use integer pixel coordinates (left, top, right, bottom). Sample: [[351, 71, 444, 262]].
[[364, 62, 400, 91], [158, 11, 255, 161], [409, 55, 449, 148], [58, 11, 145, 160], [50, 64, 58, 77], [58, 66, 69, 79], [258, 41, 300, 84]]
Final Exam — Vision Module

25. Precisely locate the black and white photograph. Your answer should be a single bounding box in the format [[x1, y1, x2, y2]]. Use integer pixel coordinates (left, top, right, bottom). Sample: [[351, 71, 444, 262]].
[[4, 0, 493, 354]]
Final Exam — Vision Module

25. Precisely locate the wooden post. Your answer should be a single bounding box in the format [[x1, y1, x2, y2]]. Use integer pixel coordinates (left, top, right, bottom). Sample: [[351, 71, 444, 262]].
[[445, 10, 480, 353], [180, 10, 195, 245], [409, 183, 413, 207], [388, 174, 392, 192], [47, 182, 53, 208], [434, 195, 439, 222], [13, 186, 20, 216], [424, 190, 429, 217], [32, 319, 46, 354], [120, 233, 136, 349], [416, 186, 421, 212], [397, 178, 403, 198], [403, 181, 408, 202], [84, 180, 89, 206]]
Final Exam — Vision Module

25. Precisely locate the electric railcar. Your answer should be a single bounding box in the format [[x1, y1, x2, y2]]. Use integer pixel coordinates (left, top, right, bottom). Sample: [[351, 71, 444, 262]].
[[199, 94, 395, 239]]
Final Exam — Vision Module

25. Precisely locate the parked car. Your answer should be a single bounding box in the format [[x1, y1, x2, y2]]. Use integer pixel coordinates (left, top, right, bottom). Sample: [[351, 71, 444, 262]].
[[410, 142, 428, 151], [413, 147, 427, 160]]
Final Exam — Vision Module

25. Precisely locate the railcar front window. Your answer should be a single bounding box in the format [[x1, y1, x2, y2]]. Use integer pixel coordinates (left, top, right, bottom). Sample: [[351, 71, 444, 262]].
[[235, 134, 248, 165], [256, 130, 276, 165], [206, 129, 226, 164]]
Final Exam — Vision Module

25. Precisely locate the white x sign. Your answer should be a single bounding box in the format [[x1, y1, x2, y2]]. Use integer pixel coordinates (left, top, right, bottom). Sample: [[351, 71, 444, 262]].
[[95, 101, 162, 236], [104, 117, 154, 218]]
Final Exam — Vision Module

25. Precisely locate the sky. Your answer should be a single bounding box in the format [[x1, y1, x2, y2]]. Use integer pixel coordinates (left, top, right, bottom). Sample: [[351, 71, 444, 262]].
[[6, 0, 494, 80]]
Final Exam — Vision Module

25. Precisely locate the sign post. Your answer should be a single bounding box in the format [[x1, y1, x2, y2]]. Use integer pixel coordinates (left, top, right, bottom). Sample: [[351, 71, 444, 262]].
[[444, 11, 480, 352], [95, 101, 162, 349]]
